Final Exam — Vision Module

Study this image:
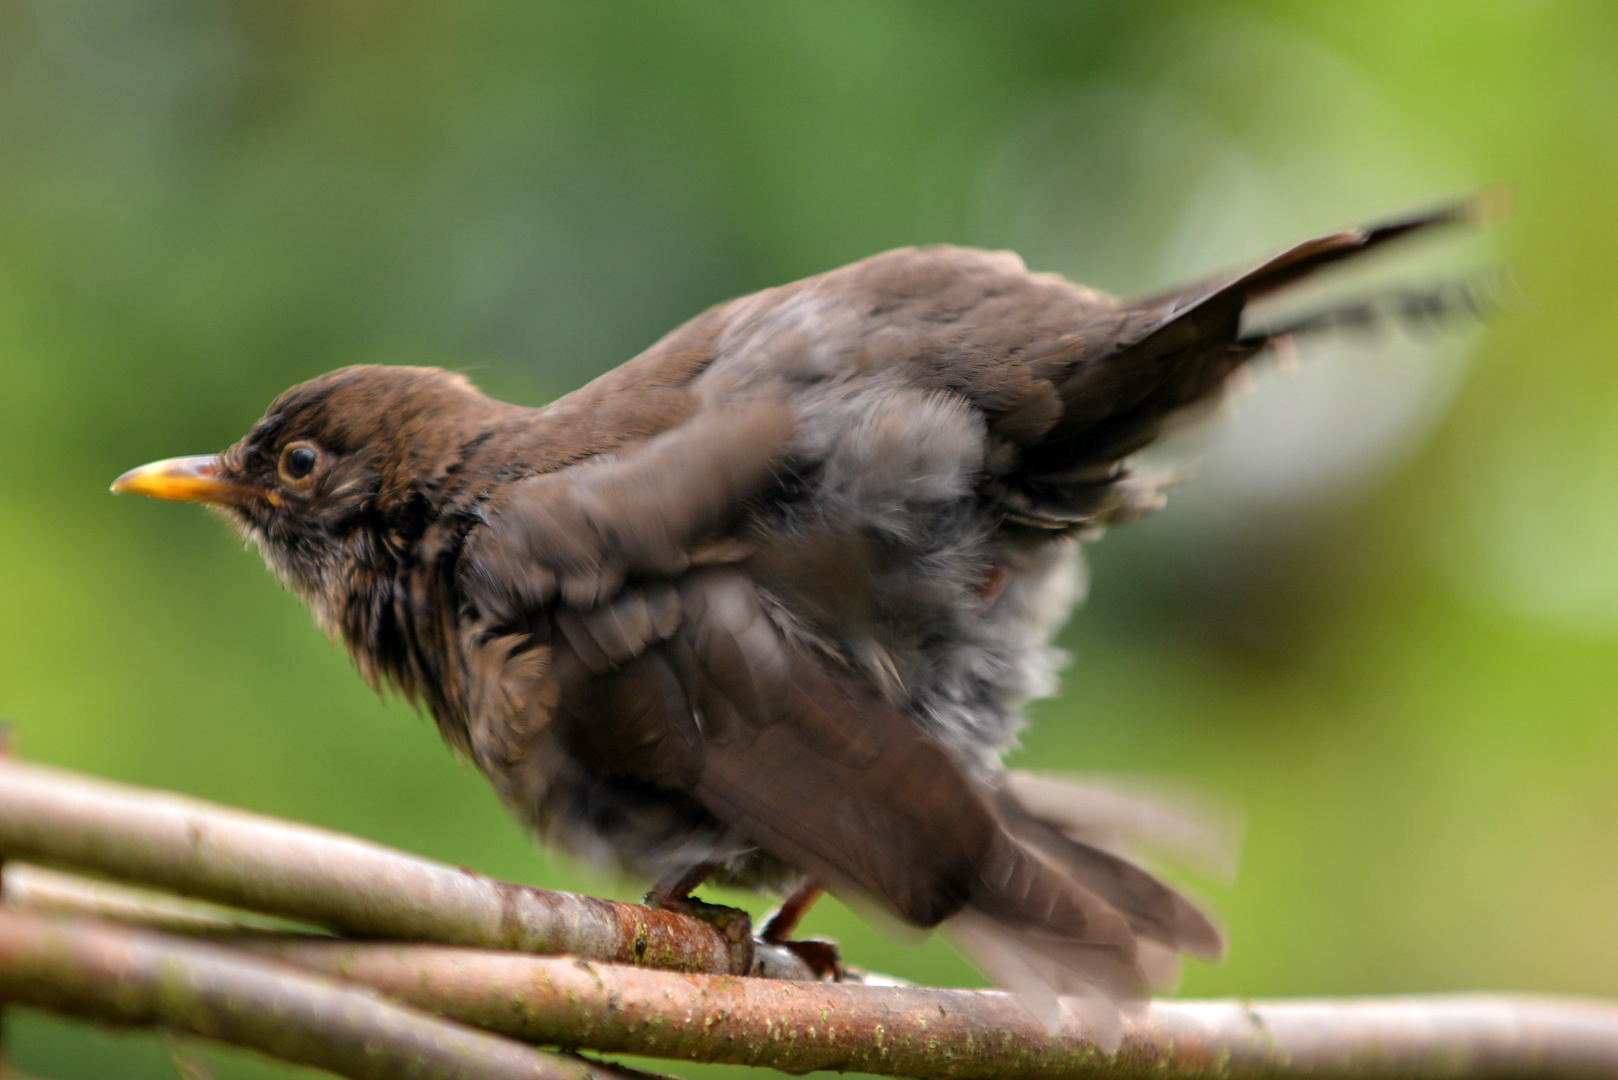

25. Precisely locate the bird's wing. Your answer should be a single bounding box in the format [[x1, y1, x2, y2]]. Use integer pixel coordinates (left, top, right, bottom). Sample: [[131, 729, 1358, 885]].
[[461, 391, 794, 616], [460, 515, 1216, 1001]]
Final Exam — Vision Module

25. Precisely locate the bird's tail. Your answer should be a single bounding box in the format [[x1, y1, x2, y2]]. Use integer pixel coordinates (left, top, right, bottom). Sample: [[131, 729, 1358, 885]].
[[1134, 187, 1507, 314], [1008, 190, 1508, 528]]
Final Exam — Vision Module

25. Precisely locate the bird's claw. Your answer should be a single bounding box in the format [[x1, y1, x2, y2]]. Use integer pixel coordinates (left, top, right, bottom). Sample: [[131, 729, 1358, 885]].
[[772, 936, 844, 981], [754, 882, 841, 980]]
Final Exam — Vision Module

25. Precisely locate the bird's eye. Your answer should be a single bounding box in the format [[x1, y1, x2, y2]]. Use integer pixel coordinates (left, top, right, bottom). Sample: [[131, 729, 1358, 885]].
[[279, 442, 320, 484]]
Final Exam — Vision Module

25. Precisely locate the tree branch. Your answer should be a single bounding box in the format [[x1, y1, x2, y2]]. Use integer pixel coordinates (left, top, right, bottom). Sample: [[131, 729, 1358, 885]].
[[0, 759, 811, 980], [220, 936, 1618, 1080], [0, 908, 670, 1080]]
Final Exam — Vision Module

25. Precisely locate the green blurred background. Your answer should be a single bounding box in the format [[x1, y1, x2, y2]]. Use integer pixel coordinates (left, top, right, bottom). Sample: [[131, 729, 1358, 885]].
[[1, 1, 1615, 1075]]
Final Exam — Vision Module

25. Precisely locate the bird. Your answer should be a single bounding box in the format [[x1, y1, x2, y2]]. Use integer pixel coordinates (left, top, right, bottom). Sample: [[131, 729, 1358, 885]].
[[113, 195, 1494, 1027]]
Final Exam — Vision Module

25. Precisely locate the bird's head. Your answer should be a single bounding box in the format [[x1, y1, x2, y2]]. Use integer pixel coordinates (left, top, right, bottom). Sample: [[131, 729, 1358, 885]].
[[113, 365, 509, 631]]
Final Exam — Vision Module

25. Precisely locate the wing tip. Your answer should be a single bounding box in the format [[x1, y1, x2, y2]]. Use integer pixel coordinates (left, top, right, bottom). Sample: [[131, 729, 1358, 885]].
[[1365, 185, 1514, 244]]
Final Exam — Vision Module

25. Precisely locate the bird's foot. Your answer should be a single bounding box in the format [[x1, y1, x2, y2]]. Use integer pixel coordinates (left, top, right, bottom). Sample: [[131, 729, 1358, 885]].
[[769, 936, 844, 981], [759, 882, 843, 981], [682, 896, 756, 949]]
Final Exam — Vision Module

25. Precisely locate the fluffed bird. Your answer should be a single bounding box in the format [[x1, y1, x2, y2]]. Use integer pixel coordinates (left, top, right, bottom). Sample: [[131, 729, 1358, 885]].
[[113, 196, 1495, 1026]]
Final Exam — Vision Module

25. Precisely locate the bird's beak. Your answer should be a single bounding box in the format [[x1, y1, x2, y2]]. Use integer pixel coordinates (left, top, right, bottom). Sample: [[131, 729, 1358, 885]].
[[111, 455, 266, 506]]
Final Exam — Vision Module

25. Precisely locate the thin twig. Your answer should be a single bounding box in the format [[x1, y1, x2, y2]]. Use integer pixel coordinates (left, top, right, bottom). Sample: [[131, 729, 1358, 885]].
[[0, 908, 674, 1080], [3, 862, 317, 937], [0, 759, 811, 980], [226, 937, 1618, 1079]]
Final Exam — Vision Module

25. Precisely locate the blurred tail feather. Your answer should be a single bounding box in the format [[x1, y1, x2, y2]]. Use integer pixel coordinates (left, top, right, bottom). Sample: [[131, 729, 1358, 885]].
[[1005, 770, 1244, 883], [946, 910, 1130, 1045], [1240, 266, 1519, 348], [942, 774, 1231, 1035], [996, 795, 1225, 961]]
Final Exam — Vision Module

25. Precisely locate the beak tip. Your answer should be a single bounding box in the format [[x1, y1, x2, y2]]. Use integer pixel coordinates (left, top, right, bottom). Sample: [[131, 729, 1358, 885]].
[[110, 455, 238, 504]]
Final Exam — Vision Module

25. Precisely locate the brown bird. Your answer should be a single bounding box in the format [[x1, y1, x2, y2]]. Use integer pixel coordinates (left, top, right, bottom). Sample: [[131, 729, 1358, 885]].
[[113, 197, 1492, 1024]]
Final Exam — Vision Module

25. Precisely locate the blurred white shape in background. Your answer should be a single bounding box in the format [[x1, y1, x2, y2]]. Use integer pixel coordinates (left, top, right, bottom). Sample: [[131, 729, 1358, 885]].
[[973, 17, 1482, 553]]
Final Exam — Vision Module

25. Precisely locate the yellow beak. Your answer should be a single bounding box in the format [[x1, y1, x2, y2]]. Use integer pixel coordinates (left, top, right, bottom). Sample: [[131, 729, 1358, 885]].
[[111, 455, 266, 505]]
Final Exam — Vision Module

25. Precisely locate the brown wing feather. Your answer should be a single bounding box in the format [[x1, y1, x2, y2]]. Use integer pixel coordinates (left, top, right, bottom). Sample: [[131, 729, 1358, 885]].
[[464, 393, 794, 617]]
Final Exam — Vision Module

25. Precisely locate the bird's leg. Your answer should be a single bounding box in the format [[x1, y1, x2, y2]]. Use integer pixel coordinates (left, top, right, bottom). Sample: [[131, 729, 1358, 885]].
[[645, 862, 717, 912], [759, 883, 843, 980], [644, 863, 755, 973], [759, 882, 821, 940]]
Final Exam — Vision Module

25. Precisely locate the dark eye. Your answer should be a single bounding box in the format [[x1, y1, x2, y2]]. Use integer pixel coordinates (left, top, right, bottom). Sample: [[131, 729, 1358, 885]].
[[279, 442, 320, 483]]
